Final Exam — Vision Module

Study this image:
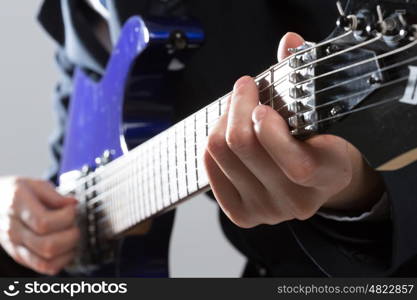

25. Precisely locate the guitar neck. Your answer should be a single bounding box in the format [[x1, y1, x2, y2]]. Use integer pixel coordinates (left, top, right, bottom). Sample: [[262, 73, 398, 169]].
[[80, 61, 294, 237]]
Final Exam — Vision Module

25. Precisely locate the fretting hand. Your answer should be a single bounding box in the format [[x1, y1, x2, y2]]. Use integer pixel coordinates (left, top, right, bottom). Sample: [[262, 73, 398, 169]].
[[203, 32, 385, 228]]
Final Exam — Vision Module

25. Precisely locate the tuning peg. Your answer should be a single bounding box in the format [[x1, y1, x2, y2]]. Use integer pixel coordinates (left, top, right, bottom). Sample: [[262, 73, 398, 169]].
[[376, 5, 384, 24], [336, 1, 359, 31], [336, 1, 345, 17]]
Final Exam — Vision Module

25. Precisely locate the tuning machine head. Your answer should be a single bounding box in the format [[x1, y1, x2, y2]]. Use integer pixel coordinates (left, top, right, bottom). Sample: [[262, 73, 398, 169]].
[[336, 1, 361, 32], [366, 6, 410, 46]]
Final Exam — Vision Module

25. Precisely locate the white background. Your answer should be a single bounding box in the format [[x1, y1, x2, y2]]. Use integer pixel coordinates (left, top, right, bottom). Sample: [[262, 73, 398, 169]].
[[0, 0, 245, 277]]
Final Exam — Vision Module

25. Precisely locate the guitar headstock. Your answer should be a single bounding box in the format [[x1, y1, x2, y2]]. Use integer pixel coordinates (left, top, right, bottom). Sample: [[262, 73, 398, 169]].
[[271, 0, 417, 171]]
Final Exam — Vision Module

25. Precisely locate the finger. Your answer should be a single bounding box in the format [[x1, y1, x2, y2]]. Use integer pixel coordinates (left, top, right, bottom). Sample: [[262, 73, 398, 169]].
[[277, 32, 305, 61], [26, 180, 77, 209], [252, 105, 322, 187], [226, 76, 260, 159], [13, 190, 77, 235], [207, 107, 266, 203], [226, 76, 301, 195], [14, 245, 75, 275], [11, 217, 79, 260], [204, 152, 244, 222]]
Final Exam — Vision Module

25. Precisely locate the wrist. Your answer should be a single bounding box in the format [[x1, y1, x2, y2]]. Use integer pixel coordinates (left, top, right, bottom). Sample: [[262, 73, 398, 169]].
[[323, 144, 385, 213]]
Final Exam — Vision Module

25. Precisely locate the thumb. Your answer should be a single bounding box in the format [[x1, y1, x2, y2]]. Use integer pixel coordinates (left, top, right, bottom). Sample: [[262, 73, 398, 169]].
[[27, 180, 78, 209], [277, 32, 305, 62]]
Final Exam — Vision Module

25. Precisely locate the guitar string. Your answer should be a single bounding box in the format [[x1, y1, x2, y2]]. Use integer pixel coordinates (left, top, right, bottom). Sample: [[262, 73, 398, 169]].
[[88, 74, 410, 223], [94, 91, 402, 234], [84, 51, 416, 208], [58, 30, 354, 194]]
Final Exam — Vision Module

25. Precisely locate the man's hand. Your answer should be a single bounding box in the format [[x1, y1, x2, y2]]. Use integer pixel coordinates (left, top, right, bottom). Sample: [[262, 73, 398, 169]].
[[203, 32, 384, 228], [0, 177, 79, 275]]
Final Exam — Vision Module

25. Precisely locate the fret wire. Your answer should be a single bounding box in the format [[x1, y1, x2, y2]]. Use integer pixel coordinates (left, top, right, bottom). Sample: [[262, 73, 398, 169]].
[[128, 156, 133, 227], [93, 151, 211, 214], [183, 120, 189, 196], [87, 120, 218, 205], [270, 66, 275, 110], [85, 120, 219, 202], [174, 125, 180, 201], [136, 149, 141, 221], [125, 160, 130, 228], [133, 150, 139, 222], [194, 114, 199, 189], [146, 146, 152, 218], [152, 144, 158, 212], [135, 151, 144, 218], [158, 139, 164, 210], [151, 144, 157, 214], [97, 173, 211, 230], [96, 169, 211, 226], [166, 134, 172, 205], [205, 106, 209, 137], [139, 146, 146, 220]]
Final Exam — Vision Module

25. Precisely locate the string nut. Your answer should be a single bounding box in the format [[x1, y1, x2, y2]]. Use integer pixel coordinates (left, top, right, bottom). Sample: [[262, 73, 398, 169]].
[[289, 72, 305, 84]]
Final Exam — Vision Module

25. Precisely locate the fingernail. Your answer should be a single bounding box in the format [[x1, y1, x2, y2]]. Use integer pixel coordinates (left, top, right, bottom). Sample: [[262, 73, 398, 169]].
[[233, 76, 252, 91], [252, 105, 267, 124]]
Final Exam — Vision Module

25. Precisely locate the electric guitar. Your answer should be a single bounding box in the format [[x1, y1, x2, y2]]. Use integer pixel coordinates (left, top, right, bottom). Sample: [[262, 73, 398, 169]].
[[52, 0, 417, 274]]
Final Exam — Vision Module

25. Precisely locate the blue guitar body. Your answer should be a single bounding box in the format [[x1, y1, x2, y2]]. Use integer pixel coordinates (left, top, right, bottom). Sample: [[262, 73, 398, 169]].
[[59, 16, 204, 276]]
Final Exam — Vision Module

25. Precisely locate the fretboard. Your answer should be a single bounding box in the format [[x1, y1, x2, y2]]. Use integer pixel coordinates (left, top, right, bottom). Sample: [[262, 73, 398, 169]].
[[82, 62, 293, 237]]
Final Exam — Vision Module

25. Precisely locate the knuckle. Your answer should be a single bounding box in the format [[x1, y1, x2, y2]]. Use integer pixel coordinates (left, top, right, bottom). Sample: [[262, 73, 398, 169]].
[[46, 267, 60, 276], [207, 132, 227, 155], [13, 177, 27, 186], [6, 227, 19, 244], [226, 127, 254, 155], [6, 228, 19, 244], [264, 208, 287, 225], [37, 180, 54, 190], [68, 228, 81, 246], [287, 157, 318, 185], [228, 210, 258, 229], [12, 184, 25, 201], [32, 218, 49, 235]]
